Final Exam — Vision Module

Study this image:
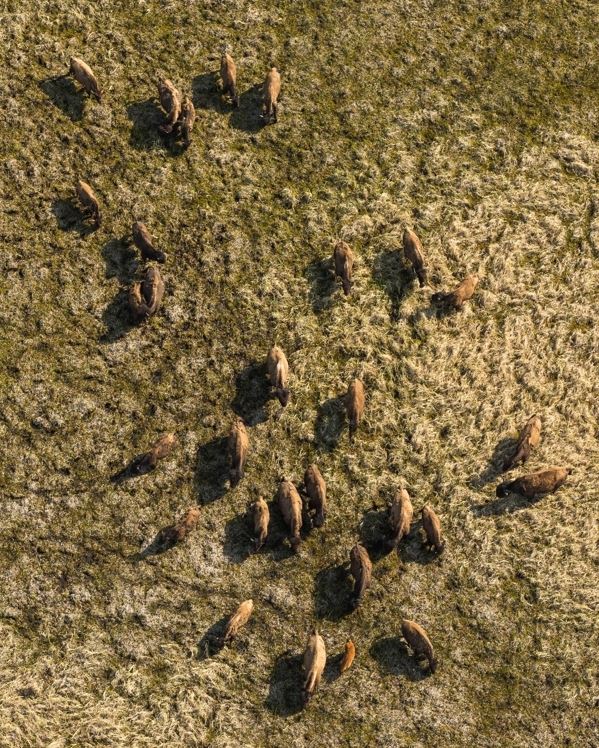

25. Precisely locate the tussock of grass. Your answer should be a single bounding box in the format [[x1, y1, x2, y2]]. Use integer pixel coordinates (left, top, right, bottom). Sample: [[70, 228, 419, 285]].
[[0, 0, 598, 746]]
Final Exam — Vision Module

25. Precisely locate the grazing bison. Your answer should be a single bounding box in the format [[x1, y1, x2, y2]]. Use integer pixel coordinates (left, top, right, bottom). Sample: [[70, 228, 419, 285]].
[[303, 628, 326, 703], [402, 228, 428, 287], [496, 466, 571, 498], [68, 57, 102, 100], [250, 496, 269, 551], [277, 478, 303, 551], [350, 543, 372, 608], [502, 415, 542, 471], [401, 619, 437, 673], [156, 505, 200, 548], [128, 267, 164, 321], [334, 240, 354, 296], [421, 504, 444, 553], [220, 51, 239, 107], [223, 599, 254, 643], [75, 180, 101, 227], [389, 487, 413, 550], [135, 433, 177, 474], [228, 418, 249, 486], [304, 464, 327, 527], [432, 273, 479, 310], [177, 96, 196, 146], [262, 67, 281, 123], [345, 379, 365, 441], [132, 221, 166, 263], [266, 345, 290, 406], [157, 77, 182, 134]]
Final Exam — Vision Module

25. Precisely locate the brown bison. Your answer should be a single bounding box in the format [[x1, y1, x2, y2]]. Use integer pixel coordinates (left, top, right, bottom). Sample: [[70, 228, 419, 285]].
[[401, 619, 437, 673], [421, 504, 444, 553], [250, 496, 269, 551], [304, 464, 327, 527], [68, 57, 102, 100], [350, 543, 372, 608], [132, 221, 166, 263], [220, 51, 239, 107], [432, 273, 479, 310], [339, 639, 355, 674], [334, 240, 354, 296], [277, 478, 303, 551], [157, 77, 182, 133], [502, 415, 542, 471], [135, 433, 177, 474], [303, 628, 326, 703], [156, 505, 200, 547], [266, 345, 290, 406], [223, 599, 254, 643], [262, 67, 281, 123], [75, 180, 101, 227], [345, 379, 365, 441], [389, 487, 413, 549], [402, 228, 428, 287], [177, 96, 196, 146], [496, 466, 571, 498], [228, 418, 249, 486]]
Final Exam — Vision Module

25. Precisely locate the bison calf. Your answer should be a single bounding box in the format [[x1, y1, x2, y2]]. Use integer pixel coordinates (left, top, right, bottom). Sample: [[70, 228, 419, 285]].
[[157, 77, 182, 134], [304, 464, 327, 527], [135, 433, 177, 474], [220, 51, 239, 107], [401, 619, 437, 673], [250, 496, 269, 551], [345, 378, 365, 441], [339, 639, 355, 674], [496, 466, 571, 498], [223, 599, 254, 644], [389, 487, 413, 550]]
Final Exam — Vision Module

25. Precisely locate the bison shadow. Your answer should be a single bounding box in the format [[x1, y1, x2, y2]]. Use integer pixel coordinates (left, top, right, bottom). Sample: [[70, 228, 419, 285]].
[[372, 249, 414, 320], [127, 98, 166, 150], [314, 397, 345, 452], [304, 257, 337, 313], [132, 525, 180, 561], [100, 288, 137, 343], [231, 362, 270, 425], [102, 238, 137, 283], [223, 510, 253, 563], [196, 615, 230, 660], [265, 651, 305, 716], [471, 491, 544, 517], [369, 636, 429, 681], [468, 436, 517, 489], [229, 84, 265, 133], [313, 563, 354, 621], [396, 520, 441, 566], [39, 76, 85, 121], [51, 198, 97, 237], [193, 436, 229, 504], [359, 507, 393, 562], [191, 71, 229, 113]]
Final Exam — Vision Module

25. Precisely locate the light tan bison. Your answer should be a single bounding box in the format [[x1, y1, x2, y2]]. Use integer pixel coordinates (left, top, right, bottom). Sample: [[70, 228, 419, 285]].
[[250, 496, 269, 551], [68, 57, 101, 101], [401, 619, 437, 673], [277, 478, 303, 551], [228, 418, 249, 486], [157, 77, 182, 133], [223, 599, 254, 643], [432, 273, 479, 310], [220, 51, 239, 107], [350, 543, 372, 608], [334, 240, 354, 296], [303, 628, 326, 703], [339, 639, 355, 674], [304, 464, 327, 527], [75, 180, 101, 227], [262, 67, 281, 123], [421, 504, 444, 553], [402, 227, 428, 287], [266, 345, 290, 406], [389, 487, 413, 550], [345, 379, 365, 441], [132, 221, 166, 263], [502, 415, 542, 471]]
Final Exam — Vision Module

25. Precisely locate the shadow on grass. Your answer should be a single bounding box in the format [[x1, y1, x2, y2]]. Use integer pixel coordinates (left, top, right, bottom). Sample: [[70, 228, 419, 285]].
[[197, 615, 230, 660], [127, 98, 165, 150], [372, 249, 413, 321], [468, 436, 517, 489], [39, 76, 85, 121], [223, 510, 253, 563], [230, 84, 265, 133], [191, 71, 229, 113], [471, 492, 544, 517], [369, 636, 429, 681], [304, 257, 336, 313], [52, 199, 97, 237], [231, 362, 270, 426], [132, 525, 179, 561], [102, 238, 137, 283], [359, 507, 392, 562], [314, 563, 353, 621], [193, 436, 229, 504], [265, 651, 304, 716], [100, 289, 137, 343], [314, 397, 345, 452], [396, 522, 440, 566]]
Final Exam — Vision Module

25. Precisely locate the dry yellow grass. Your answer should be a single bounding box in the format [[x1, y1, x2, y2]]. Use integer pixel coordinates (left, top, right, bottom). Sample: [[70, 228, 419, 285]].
[[0, 1, 598, 746]]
